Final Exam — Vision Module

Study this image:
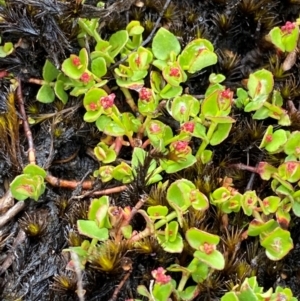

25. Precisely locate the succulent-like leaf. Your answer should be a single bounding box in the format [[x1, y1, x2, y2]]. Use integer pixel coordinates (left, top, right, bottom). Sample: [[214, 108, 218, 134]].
[[37, 84, 55, 103], [152, 27, 181, 60]]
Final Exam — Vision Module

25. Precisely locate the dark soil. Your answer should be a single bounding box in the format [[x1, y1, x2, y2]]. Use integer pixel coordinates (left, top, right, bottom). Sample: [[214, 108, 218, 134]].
[[1, 0, 300, 300]]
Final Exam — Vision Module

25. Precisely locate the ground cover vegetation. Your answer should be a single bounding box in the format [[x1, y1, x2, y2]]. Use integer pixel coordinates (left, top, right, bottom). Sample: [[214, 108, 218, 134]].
[[0, 0, 300, 300]]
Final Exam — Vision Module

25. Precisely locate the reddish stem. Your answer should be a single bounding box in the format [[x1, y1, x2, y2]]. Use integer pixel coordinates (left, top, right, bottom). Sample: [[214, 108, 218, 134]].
[[17, 79, 36, 164]]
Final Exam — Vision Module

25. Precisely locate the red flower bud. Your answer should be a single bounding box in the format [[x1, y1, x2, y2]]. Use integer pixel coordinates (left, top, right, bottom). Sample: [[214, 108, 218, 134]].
[[181, 122, 195, 133], [139, 87, 152, 101], [281, 21, 296, 34], [80, 72, 90, 84], [135, 56, 141, 67], [71, 56, 81, 67], [203, 242, 214, 255], [169, 67, 180, 77], [149, 122, 161, 134], [88, 102, 98, 111], [220, 88, 233, 100], [173, 141, 189, 152], [100, 93, 116, 109], [151, 267, 171, 285]]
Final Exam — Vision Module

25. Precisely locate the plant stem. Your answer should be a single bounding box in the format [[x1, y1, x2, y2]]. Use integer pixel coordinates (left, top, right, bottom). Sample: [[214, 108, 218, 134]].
[[87, 238, 98, 255], [195, 121, 217, 160], [177, 273, 190, 292], [45, 174, 94, 190], [120, 87, 138, 112], [138, 115, 152, 139], [28, 78, 53, 86], [154, 211, 177, 230], [229, 163, 258, 174], [17, 78, 36, 164]]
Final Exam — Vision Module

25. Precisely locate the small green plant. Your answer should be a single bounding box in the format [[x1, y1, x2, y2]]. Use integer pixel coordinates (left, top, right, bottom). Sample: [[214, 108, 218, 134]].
[[221, 276, 297, 301], [236, 69, 291, 126], [268, 21, 299, 52], [10, 164, 46, 201]]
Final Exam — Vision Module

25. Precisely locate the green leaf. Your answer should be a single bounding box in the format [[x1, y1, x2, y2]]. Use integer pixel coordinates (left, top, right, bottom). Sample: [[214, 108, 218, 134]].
[[23, 164, 47, 178], [148, 205, 169, 218], [108, 30, 128, 58], [160, 153, 197, 173], [178, 286, 199, 301], [248, 219, 277, 236], [36, 84, 55, 103], [160, 85, 182, 99], [156, 232, 184, 253], [152, 282, 174, 301], [10, 174, 45, 201], [91, 57, 107, 78], [178, 39, 217, 73], [247, 69, 274, 100], [54, 80, 68, 104], [221, 292, 239, 301], [171, 94, 200, 122], [210, 123, 232, 145], [167, 179, 195, 210], [186, 228, 220, 249], [137, 285, 151, 298], [282, 24, 299, 52], [62, 49, 88, 79], [188, 259, 210, 283], [112, 162, 134, 183], [152, 27, 181, 60], [269, 27, 285, 51], [278, 161, 300, 183], [261, 227, 293, 261], [284, 131, 300, 157], [88, 196, 109, 220], [193, 249, 225, 270], [43, 59, 59, 82], [77, 220, 109, 241]]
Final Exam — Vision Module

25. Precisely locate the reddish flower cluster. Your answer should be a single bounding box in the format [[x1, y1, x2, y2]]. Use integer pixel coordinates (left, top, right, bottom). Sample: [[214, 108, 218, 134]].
[[135, 56, 141, 67], [71, 56, 81, 67], [181, 122, 195, 133], [80, 72, 90, 84], [100, 93, 116, 109], [203, 242, 214, 255], [139, 87, 152, 101], [151, 267, 171, 285], [88, 102, 98, 111], [286, 162, 297, 174], [220, 88, 232, 99], [173, 141, 189, 152], [169, 67, 180, 77], [265, 134, 273, 142], [149, 122, 161, 134], [281, 21, 296, 34]]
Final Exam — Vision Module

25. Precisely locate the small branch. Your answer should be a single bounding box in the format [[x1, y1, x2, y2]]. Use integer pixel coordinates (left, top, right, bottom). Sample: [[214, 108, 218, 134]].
[[114, 195, 147, 242], [245, 154, 263, 191], [16, 78, 36, 164], [0, 229, 26, 275], [27, 78, 48, 85], [45, 173, 128, 196], [120, 87, 138, 113], [108, 258, 133, 301], [229, 163, 259, 174], [0, 200, 26, 228], [90, 185, 127, 196], [109, 0, 172, 70], [45, 174, 94, 190]]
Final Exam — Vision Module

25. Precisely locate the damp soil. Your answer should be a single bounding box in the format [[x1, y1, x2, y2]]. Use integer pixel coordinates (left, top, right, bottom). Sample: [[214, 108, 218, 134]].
[[1, 0, 300, 300]]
